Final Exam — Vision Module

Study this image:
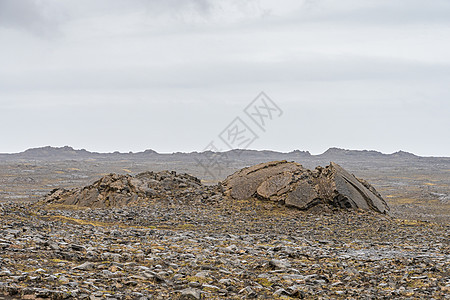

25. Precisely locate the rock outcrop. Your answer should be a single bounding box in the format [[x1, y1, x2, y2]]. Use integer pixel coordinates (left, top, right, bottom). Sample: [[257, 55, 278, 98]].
[[41, 171, 220, 208], [41, 161, 389, 213], [222, 161, 389, 214]]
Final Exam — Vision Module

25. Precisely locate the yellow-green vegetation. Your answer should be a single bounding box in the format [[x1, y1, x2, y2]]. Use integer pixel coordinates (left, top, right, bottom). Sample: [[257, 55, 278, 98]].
[[257, 277, 273, 287], [50, 258, 69, 264], [43, 215, 109, 226], [43, 204, 90, 211], [396, 219, 428, 226], [177, 223, 196, 230], [393, 198, 417, 204]]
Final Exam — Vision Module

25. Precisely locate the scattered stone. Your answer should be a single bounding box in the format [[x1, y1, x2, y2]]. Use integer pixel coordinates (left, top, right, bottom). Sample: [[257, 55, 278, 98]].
[[180, 288, 202, 299], [0, 161, 447, 300], [73, 262, 95, 271], [269, 259, 291, 270]]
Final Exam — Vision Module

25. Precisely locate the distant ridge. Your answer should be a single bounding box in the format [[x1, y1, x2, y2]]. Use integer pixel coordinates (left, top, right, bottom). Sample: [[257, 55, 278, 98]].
[[320, 147, 384, 157], [390, 150, 418, 158], [1, 146, 158, 159], [318, 147, 418, 158], [21, 146, 93, 158], [0, 146, 440, 161]]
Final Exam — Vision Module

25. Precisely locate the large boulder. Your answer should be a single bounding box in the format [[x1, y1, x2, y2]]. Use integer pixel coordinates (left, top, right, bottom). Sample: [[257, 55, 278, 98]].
[[222, 161, 389, 214]]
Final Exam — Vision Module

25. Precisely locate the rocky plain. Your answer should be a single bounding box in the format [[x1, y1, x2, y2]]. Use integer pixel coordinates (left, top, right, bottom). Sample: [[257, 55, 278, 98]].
[[0, 147, 449, 299]]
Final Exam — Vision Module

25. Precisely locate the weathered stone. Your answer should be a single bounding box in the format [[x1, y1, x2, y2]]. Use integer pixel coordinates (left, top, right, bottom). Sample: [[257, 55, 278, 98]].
[[269, 259, 291, 269], [222, 161, 389, 213], [73, 262, 95, 271], [256, 173, 293, 199], [285, 180, 320, 210], [223, 161, 302, 200], [40, 171, 211, 208], [180, 288, 202, 299]]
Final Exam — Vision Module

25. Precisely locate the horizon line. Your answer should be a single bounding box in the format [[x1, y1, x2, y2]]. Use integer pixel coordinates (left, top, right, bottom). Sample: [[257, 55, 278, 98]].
[[1, 145, 448, 158]]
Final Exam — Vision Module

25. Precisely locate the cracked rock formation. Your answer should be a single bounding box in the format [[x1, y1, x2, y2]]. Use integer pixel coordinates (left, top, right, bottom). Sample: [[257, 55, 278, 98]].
[[222, 161, 389, 214], [41, 161, 389, 214]]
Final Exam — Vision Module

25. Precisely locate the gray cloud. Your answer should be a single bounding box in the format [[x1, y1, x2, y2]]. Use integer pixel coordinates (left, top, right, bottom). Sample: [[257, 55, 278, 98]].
[[0, 0, 65, 36], [3, 0, 450, 37], [1, 56, 449, 92], [268, 0, 450, 27], [333, 1, 450, 25], [0, 0, 272, 37], [0, 0, 43, 29]]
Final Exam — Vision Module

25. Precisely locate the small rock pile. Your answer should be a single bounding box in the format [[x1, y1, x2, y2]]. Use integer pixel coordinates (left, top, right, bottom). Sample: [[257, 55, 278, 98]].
[[41, 171, 221, 208], [222, 161, 390, 214]]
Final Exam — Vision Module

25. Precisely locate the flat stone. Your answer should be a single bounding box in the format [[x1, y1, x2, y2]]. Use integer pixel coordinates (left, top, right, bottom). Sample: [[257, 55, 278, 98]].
[[269, 259, 292, 270], [73, 262, 95, 271], [180, 288, 201, 299]]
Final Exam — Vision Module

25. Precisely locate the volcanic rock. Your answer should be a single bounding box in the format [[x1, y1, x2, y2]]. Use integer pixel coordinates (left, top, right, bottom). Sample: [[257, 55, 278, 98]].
[[222, 161, 389, 213], [40, 171, 218, 208], [40, 161, 388, 213]]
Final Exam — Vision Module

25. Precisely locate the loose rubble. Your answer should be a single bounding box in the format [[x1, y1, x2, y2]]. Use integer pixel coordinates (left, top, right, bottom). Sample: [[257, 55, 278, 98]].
[[0, 198, 448, 299], [41, 171, 221, 208]]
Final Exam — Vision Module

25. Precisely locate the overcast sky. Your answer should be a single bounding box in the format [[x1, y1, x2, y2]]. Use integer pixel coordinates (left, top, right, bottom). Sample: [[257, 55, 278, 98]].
[[1, 0, 449, 156]]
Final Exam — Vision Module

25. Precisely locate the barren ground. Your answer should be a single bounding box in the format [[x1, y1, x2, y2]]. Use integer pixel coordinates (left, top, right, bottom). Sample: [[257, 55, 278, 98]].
[[0, 157, 449, 299]]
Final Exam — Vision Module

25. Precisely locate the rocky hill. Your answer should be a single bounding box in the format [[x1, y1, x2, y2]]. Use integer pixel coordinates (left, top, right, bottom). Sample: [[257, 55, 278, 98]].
[[41, 171, 221, 208]]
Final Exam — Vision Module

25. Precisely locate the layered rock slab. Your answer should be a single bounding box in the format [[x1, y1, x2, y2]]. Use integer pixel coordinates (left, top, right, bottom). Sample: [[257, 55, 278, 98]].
[[222, 161, 389, 213]]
